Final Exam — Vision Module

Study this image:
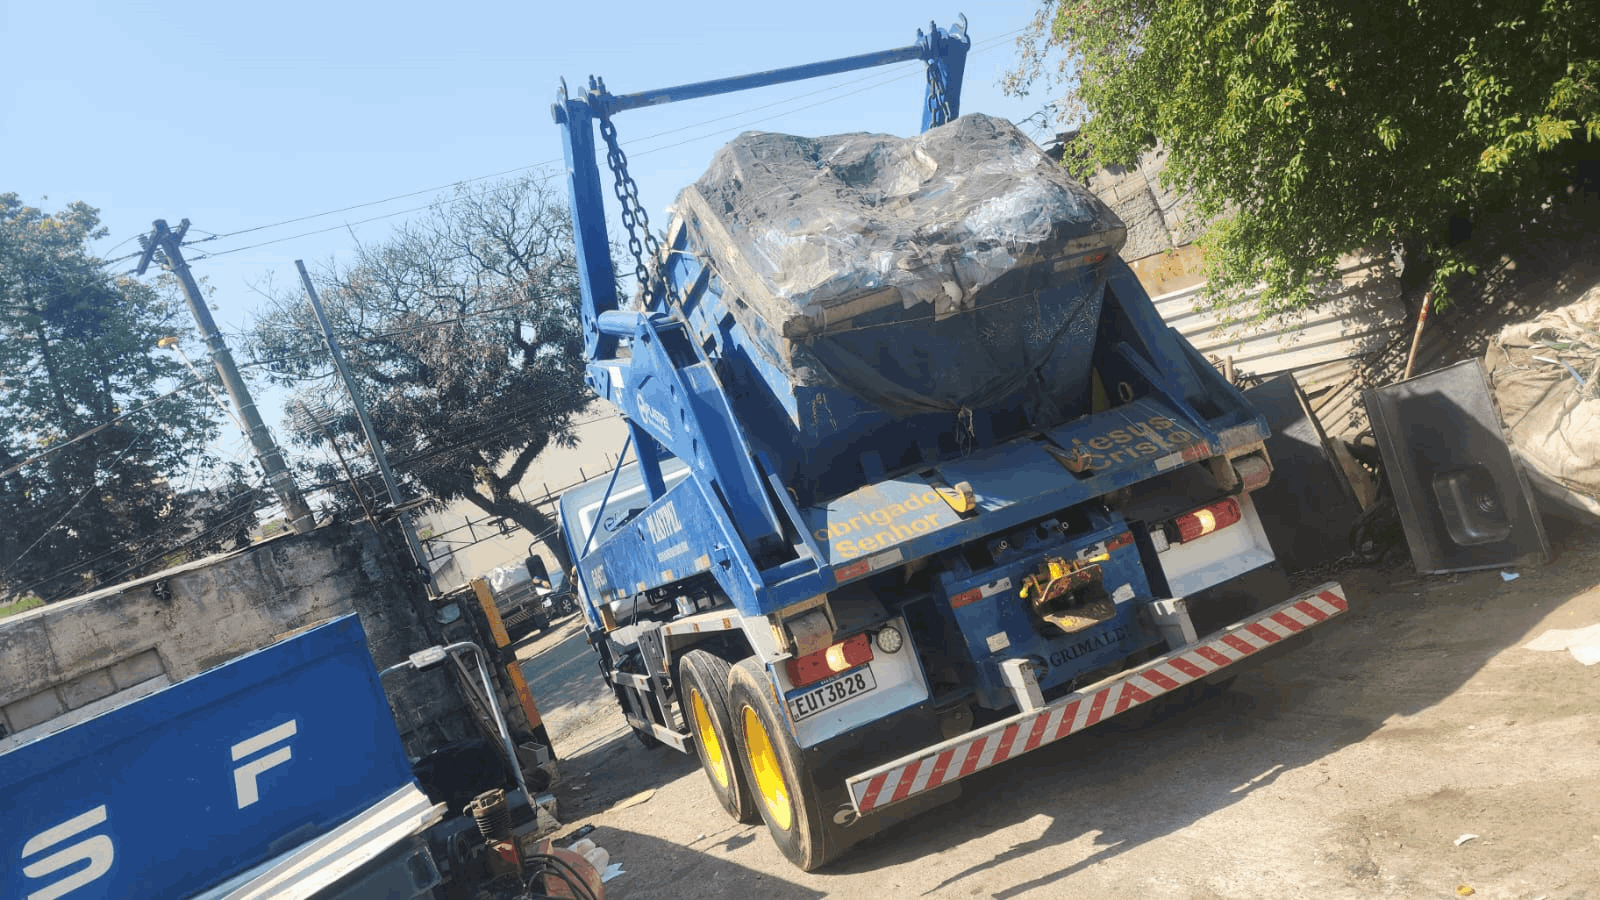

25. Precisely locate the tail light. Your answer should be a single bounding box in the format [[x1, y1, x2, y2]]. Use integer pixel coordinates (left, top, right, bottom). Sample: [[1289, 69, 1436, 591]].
[[1169, 497, 1243, 543], [786, 633, 873, 688]]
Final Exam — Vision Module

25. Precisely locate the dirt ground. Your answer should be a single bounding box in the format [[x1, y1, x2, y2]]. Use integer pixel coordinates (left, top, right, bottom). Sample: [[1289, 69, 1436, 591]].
[[516, 516, 1600, 900], [510, 195, 1600, 899]]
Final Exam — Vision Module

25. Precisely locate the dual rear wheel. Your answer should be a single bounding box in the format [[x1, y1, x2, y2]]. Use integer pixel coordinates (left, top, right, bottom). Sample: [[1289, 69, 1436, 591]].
[[728, 657, 832, 871], [677, 651, 756, 823], [678, 651, 832, 870]]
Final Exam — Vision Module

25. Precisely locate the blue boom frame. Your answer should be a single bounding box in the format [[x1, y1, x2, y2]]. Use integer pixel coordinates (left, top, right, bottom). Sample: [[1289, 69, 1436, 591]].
[[552, 19, 970, 613], [551, 18, 1269, 629]]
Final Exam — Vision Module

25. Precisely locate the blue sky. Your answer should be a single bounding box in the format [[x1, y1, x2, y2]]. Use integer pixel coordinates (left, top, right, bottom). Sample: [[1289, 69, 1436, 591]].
[[5, 1, 1058, 446]]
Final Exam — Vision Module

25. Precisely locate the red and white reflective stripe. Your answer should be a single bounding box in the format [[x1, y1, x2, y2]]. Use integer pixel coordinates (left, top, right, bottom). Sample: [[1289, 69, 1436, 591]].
[[847, 583, 1348, 814]]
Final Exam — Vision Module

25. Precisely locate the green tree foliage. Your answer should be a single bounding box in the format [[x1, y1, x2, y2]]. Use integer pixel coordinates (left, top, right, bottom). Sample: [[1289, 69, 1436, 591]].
[[247, 177, 590, 569], [1007, 0, 1600, 309], [0, 195, 222, 601], [184, 463, 270, 556]]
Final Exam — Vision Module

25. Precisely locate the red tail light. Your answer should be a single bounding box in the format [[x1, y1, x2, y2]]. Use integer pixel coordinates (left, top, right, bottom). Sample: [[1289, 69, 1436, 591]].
[[1171, 498, 1243, 543], [786, 634, 873, 688]]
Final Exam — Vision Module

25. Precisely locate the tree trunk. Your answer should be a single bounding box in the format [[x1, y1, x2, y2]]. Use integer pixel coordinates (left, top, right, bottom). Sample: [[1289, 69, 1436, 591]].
[[462, 490, 572, 573]]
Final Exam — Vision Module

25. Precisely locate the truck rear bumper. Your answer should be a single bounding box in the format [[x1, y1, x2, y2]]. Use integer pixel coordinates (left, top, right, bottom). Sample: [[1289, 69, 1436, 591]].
[[845, 582, 1347, 814]]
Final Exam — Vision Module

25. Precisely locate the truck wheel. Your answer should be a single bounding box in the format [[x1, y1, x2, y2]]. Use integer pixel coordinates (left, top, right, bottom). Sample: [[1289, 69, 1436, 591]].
[[678, 650, 758, 823], [728, 658, 832, 871]]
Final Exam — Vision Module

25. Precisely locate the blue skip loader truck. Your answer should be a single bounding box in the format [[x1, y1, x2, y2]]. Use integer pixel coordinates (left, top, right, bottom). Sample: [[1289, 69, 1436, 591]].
[[552, 15, 1347, 870]]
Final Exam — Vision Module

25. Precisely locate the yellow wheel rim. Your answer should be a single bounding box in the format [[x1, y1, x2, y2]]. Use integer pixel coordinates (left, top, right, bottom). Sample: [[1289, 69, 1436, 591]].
[[690, 688, 730, 789], [742, 705, 793, 832]]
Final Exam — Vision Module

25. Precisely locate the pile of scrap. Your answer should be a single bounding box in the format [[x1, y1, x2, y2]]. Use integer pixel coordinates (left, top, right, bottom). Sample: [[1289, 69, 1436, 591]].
[[1486, 284, 1600, 524]]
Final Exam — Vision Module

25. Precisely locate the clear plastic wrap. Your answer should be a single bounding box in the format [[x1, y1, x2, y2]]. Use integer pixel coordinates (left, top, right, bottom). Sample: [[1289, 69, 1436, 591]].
[[669, 114, 1125, 418], [674, 113, 1125, 338]]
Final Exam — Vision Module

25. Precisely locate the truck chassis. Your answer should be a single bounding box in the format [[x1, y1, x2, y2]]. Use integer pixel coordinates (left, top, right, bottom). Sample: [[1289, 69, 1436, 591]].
[[551, 17, 1346, 870]]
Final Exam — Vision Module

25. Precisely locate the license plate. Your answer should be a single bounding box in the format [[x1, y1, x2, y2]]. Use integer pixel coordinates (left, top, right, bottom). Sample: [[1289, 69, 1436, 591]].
[[787, 668, 877, 722]]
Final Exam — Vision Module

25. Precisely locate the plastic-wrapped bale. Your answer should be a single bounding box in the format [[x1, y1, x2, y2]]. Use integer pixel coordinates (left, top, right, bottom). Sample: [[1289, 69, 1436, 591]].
[[1486, 283, 1600, 524], [671, 113, 1126, 417]]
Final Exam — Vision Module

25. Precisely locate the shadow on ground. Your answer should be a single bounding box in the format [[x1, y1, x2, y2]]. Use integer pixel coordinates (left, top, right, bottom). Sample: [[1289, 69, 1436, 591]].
[[548, 719, 700, 819], [825, 528, 1600, 896], [574, 826, 827, 900]]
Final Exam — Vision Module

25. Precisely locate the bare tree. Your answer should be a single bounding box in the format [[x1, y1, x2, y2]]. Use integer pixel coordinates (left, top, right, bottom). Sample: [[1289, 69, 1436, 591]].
[[248, 177, 592, 568]]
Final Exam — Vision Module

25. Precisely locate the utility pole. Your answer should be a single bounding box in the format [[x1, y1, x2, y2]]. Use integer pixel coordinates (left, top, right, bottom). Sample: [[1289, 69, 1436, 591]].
[[295, 260, 434, 592], [137, 219, 316, 535]]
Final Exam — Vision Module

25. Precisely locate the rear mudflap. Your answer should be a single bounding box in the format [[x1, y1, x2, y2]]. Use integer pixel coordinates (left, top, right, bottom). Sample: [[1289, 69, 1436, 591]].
[[795, 701, 959, 860]]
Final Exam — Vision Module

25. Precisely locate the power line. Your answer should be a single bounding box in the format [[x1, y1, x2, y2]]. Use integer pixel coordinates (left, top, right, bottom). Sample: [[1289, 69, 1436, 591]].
[[286, 398, 613, 479], [17, 25, 1016, 487], [238, 297, 579, 374], [1, 436, 143, 583], [99, 249, 149, 271], [0, 376, 211, 479], [186, 169, 565, 260], [23, 476, 269, 595], [375, 407, 587, 470], [37, 30, 1023, 469], [11, 396, 618, 598], [92, 232, 146, 269], [196, 162, 563, 243], [168, 66, 895, 257], [134, 30, 1027, 263], [47, 497, 267, 602], [386, 409, 619, 474], [6, 306, 578, 482]]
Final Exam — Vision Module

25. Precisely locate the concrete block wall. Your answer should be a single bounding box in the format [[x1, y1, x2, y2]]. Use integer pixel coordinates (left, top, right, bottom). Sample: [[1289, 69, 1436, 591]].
[[0, 521, 482, 761]]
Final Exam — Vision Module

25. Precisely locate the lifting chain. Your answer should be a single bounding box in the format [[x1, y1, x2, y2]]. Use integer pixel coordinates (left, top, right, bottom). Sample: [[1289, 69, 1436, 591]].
[[596, 103, 675, 309], [925, 62, 955, 127]]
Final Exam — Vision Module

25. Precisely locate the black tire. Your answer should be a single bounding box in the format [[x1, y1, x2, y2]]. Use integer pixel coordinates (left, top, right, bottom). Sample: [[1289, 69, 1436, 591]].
[[728, 658, 834, 871], [678, 650, 758, 823]]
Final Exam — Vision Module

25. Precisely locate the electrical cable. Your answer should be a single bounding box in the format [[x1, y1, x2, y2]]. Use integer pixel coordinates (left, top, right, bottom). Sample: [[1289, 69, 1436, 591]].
[[176, 67, 879, 257], [195, 163, 564, 244], [268, 392, 595, 462], [522, 852, 599, 900], [33, 27, 1029, 595], [0, 376, 210, 478], [383, 409, 604, 473], [237, 299, 581, 373], [20, 389, 510, 597], [98, 232, 142, 255], [15, 476, 272, 599], [97, 249, 148, 270], [90, 231, 148, 269], [186, 174, 562, 261], [144, 27, 1026, 262], [1, 436, 143, 581], [49, 476, 269, 573]]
